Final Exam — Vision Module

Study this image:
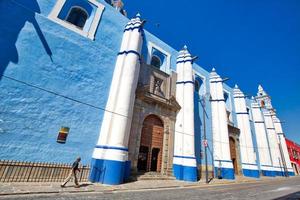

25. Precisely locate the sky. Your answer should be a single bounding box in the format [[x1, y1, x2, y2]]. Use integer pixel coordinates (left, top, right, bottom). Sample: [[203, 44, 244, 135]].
[[124, 0, 300, 143]]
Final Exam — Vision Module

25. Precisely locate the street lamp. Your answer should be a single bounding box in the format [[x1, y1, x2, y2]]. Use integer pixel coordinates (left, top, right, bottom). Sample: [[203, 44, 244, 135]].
[[200, 92, 210, 183]]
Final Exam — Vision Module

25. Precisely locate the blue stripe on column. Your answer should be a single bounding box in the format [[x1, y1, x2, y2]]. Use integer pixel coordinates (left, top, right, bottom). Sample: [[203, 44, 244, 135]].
[[124, 26, 143, 32], [176, 59, 193, 64], [89, 158, 126, 185], [210, 99, 225, 102], [236, 112, 249, 115], [242, 163, 258, 166], [234, 96, 245, 99], [173, 164, 197, 182], [177, 55, 192, 60], [173, 155, 196, 159], [243, 169, 260, 178], [214, 167, 235, 180], [125, 21, 142, 28], [210, 80, 223, 83], [214, 159, 233, 163], [95, 145, 128, 152], [118, 50, 140, 58], [261, 164, 273, 167], [288, 172, 295, 176], [262, 170, 276, 177], [176, 81, 194, 85]]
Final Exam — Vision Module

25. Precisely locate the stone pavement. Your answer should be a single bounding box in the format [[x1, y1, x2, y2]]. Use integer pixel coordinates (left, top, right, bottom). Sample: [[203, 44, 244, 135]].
[[0, 176, 288, 197]]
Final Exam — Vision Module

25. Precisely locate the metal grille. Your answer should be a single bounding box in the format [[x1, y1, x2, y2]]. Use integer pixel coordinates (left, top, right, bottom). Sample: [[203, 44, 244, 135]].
[[0, 160, 90, 182]]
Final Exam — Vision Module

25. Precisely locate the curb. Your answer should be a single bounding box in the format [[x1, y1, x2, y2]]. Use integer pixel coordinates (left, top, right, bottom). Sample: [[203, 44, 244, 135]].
[[0, 177, 295, 197]]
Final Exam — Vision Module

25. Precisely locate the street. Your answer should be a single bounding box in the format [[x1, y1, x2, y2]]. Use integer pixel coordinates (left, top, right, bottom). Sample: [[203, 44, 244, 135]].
[[1, 176, 300, 200]]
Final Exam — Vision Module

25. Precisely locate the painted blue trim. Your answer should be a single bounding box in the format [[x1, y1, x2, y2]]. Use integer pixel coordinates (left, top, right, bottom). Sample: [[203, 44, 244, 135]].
[[234, 96, 245, 99], [210, 80, 223, 83], [176, 81, 194, 85], [210, 99, 225, 102], [176, 59, 193, 64], [215, 159, 233, 163], [173, 155, 196, 159], [118, 50, 141, 58], [236, 112, 249, 115], [275, 171, 286, 176], [243, 169, 260, 178], [176, 55, 192, 60], [273, 166, 283, 169], [214, 167, 235, 180], [123, 161, 131, 182], [261, 170, 276, 177], [261, 164, 273, 167], [288, 172, 295, 176], [124, 26, 143, 32], [125, 21, 142, 28], [242, 163, 258, 166], [90, 158, 126, 185], [173, 164, 197, 182], [95, 145, 128, 152]]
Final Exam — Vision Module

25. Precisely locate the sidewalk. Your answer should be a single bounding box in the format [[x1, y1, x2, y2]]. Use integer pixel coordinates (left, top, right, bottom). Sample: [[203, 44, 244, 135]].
[[0, 176, 289, 197]]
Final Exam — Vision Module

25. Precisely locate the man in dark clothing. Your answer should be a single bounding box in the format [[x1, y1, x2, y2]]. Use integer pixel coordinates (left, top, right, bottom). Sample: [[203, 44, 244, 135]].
[[61, 157, 81, 188]]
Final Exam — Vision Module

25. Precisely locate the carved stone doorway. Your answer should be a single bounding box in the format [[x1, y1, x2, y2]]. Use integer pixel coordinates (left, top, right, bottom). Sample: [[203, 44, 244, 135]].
[[137, 115, 164, 172]]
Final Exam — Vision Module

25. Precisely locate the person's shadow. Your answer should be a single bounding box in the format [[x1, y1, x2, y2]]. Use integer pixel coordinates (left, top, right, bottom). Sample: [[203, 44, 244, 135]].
[[0, 0, 52, 80]]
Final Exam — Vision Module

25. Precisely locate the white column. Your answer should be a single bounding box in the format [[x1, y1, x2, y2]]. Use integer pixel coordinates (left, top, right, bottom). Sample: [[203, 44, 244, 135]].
[[233, 85, 259, 177], [263, 111, 282, 175], [90, 14, 144, 185], [209, 68, 234, 179], [272, 115, 294, 175], [173, 46, 197, 182], [251, 99, 275, 176], [174, 49, 185, 165]]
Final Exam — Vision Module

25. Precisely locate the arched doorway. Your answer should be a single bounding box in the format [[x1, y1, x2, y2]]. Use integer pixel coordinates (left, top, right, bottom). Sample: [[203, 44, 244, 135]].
[[229, 137, 238, 175], [137, 115, 164, 172]]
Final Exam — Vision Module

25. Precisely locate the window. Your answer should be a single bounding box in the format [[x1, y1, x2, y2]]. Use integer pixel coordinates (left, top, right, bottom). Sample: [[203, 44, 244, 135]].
[[49, 0, 105, 40], [247, 107, 253, 121], [195, 80, 200, 92], [147, 42, 171, 73], [261, 100, 265, 108], [194, 73, 206, 96], [66, 7, 88, 29], [150, 55, 162, 68]]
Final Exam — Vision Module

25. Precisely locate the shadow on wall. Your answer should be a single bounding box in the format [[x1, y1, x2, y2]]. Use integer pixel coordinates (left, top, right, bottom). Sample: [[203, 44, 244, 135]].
[[194, 91, 203, 165], [0, 0, 52, 80]]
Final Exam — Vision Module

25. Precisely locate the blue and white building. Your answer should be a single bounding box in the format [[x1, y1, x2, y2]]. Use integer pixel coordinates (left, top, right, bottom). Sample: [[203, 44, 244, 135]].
[[0, 0, 294, 185]]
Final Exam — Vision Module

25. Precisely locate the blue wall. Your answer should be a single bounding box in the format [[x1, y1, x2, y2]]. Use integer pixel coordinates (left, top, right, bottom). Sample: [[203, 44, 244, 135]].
[[0, 0, 128, 165], [0, 0, 237, 170]]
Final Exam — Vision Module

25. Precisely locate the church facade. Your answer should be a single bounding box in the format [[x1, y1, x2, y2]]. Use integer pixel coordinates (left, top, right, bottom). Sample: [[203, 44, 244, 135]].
[[0, 0, 294, 185]]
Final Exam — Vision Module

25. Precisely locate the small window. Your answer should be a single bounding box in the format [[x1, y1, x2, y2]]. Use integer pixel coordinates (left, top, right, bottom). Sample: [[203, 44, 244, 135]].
[[261, 100, 265, 108], [66, 7, 88, 29], [147, 42, 171, 73], [49, 0, 105, 40], [195, 80, 200, 92], [150, 55, 162, 68], [224, 92, 229, 102]]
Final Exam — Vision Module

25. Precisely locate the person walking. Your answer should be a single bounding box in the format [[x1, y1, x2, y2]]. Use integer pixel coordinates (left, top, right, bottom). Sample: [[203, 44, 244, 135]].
[[61, 157, 81, 188]]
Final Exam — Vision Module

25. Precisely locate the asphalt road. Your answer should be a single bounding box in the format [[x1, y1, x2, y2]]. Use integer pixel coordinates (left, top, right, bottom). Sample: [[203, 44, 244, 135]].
[[2, 177, 300, 200]]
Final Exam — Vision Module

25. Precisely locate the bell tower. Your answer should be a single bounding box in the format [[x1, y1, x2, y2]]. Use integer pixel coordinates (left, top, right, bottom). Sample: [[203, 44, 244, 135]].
[[256, 85, 273, 110]]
